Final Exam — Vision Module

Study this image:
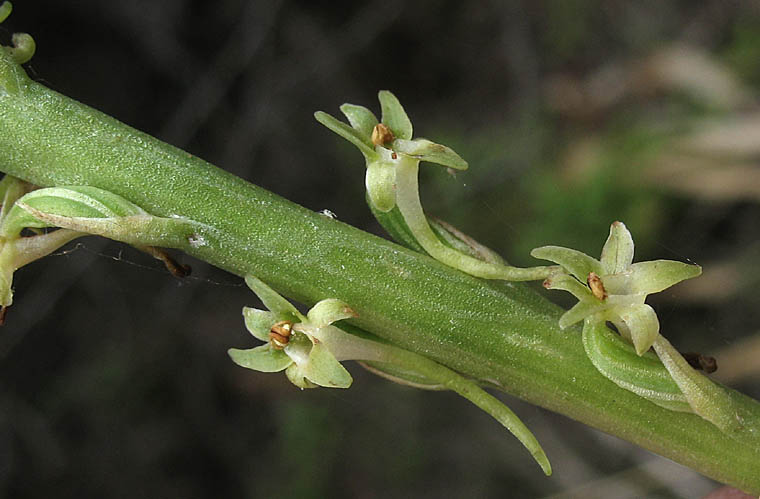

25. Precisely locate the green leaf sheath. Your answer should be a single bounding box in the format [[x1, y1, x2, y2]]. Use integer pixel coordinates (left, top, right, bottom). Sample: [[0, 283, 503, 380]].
[[0, 60, 759, 490]]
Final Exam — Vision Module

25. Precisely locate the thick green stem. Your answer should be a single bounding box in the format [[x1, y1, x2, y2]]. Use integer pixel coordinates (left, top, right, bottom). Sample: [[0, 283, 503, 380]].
[[0, 55, 759, 491]]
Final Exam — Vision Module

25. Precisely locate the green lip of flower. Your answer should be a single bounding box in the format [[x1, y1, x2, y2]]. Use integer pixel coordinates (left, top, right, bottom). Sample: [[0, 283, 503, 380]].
[[227, 276, 357, 389], [531, 221, 702, 355]]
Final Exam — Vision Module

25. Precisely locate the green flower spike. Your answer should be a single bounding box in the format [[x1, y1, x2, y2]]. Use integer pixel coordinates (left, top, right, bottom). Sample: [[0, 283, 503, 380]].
[[228, 275, 355, 389], [228, 275, 552, 475], [531, 221, 701, 355], [316, 91, 556, 281]]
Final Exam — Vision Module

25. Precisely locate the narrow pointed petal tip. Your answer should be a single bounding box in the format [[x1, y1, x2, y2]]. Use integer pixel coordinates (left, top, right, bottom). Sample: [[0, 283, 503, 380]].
[[378, 90, 413, 140], [559, 301, 602, 329], [242, 307, 275, 342], [314, 110, 376, 157], [531, 245, 604, 282], [307, 298, 358, 327], [600, 221, 634, 275], [228, 345, 292, 373], [392, 138, 468, 170], [244, 275, 303, 320], [339, 103, 378, 137], [301, 342, 353, 388], [618, 304, 660, 356], [608, 260, 702, 295]]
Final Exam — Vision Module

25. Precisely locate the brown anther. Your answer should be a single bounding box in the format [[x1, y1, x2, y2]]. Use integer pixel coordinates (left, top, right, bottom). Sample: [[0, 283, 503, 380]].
[[587, 272, 607, 300], [269, 320, 293, 350], [371, 123, 395, 146], [391, 152, 398, 160]]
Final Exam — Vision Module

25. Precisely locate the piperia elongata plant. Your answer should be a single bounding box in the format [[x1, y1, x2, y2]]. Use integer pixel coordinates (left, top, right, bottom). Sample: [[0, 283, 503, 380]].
[[229, 276, 552, 475], [315, 92, 557, 281], [2, 3, 760, 490]]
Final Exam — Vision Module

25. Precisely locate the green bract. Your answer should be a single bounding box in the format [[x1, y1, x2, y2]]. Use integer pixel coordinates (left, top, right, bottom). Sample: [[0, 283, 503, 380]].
[[8, 185, 209, 250], [0, 176, 82, 306], [0, 182, 210, 308], [532, 221, 701, 355]]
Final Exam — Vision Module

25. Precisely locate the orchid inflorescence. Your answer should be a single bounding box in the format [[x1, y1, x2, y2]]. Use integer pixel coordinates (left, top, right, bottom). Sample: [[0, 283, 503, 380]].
[[317, 91, 755, 446]]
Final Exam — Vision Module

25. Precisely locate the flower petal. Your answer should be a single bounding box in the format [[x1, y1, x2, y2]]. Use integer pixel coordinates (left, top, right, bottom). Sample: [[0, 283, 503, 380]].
[[392, 138, 468, 170], [559, 300, 604, 329], [301, 342, 353, 388], [228, 345, 292, 372], [542, 272, 592, 301], [307, 298, 358, 327], [603, 260, 702, 295], [340, 103, 379, 139], [283, 332, 312, 365], [242, 307, 275, 342], [600, 221, 634, 274], [314, 111, 376, 158], [285, 364, 318, 389], [378, 90, 413, 140], [244, 275, 303, 322], [365, 160, 397, 212], [531, 246, 603, 281], [616, 303, 660, 356]]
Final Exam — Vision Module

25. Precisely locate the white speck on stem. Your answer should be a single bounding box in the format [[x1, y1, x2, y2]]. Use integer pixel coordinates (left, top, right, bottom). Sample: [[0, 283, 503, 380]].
[[188, 234, 207, 248]]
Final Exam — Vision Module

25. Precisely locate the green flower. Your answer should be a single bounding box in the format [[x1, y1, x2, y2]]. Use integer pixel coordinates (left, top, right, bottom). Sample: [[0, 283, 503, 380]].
[[228, 276, 357, 389], [531, 221, 701, 355], [314, 90, 467, 213]]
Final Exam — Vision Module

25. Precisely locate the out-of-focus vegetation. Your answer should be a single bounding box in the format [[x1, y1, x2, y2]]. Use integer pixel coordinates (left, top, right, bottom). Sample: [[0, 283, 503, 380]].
[[2, 1, 760, 497]]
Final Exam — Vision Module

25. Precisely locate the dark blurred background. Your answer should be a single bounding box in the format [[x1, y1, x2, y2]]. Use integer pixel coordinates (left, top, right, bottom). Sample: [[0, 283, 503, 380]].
[[2, 1, 760, 497]]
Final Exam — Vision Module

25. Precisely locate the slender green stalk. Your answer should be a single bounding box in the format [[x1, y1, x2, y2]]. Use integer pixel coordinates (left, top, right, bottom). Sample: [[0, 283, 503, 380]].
[[0, 44, 758, 492], [393, 155, 556, 281]]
